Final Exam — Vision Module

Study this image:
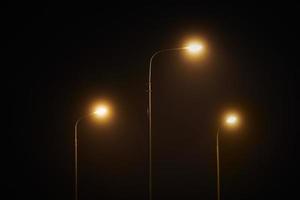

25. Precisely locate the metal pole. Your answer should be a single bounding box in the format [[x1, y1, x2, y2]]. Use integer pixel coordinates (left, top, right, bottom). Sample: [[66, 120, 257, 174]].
[[75, 119, 79, 200], [148, 48, 184, 200], [148, 53, 155, 200], [216, 128, 221, 200], [74, 116, 85, 200]]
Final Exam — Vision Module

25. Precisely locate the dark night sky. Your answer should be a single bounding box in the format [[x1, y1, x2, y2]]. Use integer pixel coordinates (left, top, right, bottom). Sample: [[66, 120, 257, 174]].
[[4, 3, 299, 200]]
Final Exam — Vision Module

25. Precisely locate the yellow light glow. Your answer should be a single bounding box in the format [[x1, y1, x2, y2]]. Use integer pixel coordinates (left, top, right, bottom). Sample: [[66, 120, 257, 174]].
[[226, 115, 237, 124], [184, 39, 205, 55], [225, 113, 239, 127], [185, 42, 204, 54], [94, 105, 109, 118]]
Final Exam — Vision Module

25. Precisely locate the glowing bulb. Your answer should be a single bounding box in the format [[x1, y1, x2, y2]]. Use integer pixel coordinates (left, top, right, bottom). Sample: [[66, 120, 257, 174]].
[[94, 105, 109, 118], [226, 116, 237, 124], [186, 42, 204, 54], [224, 113, 240, 127]]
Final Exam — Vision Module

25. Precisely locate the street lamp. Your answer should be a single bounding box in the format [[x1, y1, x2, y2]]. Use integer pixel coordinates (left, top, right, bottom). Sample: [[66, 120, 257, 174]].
[[74, 103, 110, 200], [148, 40, 205, 200], [216, 113, 240, 200]]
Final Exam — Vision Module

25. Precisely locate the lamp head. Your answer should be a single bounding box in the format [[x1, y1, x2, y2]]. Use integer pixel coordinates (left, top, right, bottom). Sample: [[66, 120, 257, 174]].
[[94, 105, 109, 118], [185, 42, 204, 54], [224, 113, 240, 128]]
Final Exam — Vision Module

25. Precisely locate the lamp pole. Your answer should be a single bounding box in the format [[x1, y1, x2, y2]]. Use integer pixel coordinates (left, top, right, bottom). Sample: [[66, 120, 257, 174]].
[[148, 47, 184, 200], [74, 116, 86, 200], [216, 127, 221, 200]]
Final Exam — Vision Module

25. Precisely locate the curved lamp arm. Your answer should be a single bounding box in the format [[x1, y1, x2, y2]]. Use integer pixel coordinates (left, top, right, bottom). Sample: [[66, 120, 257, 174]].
[[148, 47, 185, 84]]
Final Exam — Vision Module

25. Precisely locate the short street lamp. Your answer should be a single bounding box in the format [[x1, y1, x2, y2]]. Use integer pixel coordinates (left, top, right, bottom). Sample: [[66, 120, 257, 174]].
[[216, 112, 240, 200], [74, 103, 111, 200]]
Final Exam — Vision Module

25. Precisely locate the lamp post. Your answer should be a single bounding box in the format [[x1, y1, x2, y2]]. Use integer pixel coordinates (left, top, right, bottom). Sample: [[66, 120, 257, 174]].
[[148, 41, 204, 200], [74, 104, 110, 200], [216, 113, 239, 200]]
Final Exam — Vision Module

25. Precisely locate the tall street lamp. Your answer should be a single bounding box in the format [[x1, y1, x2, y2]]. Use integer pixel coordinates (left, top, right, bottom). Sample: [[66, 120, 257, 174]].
[[148, 40, 205, 200], [216, 112, 240, 200], [74, 103, 111, 200]]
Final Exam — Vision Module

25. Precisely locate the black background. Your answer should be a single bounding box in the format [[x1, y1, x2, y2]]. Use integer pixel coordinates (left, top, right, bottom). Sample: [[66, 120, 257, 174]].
[[4, 2, 299, 200]]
